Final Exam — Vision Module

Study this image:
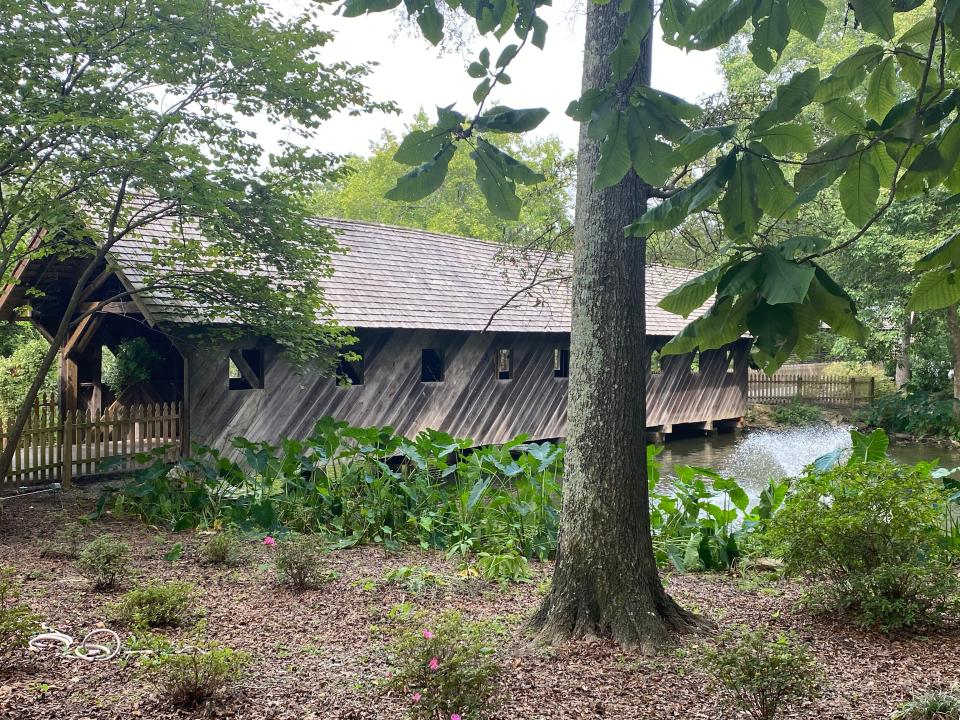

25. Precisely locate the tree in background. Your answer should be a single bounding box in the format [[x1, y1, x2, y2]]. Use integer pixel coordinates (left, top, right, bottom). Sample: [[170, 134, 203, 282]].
[[0, 0, 388, 476], [311, 111, 574, 245]]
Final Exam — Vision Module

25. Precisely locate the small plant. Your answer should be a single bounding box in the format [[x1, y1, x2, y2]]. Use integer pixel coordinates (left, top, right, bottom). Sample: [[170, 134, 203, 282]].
[[202, 531, 245, 566], [892, 687, 960, 719], [0, 567, 41, 666], [107, 581, 198, 628], [273, 535, 334, 591], [76, 535, 131, 590], [699, 626, 820, 720], [386, 610, 503, 720], [473, 549, 530, 583], [139, 643, 250, 707], [772, 401, 822, 426], [39, 520, 85, 559], [384, 565, 445, 593]]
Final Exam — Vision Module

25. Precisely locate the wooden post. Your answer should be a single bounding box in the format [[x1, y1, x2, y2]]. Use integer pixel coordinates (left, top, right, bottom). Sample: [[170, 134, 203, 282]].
[[868, 376, 875, 404], [850, 376, 857, 409], [796, 374, 803, 403], [62, 409, 73, 488]]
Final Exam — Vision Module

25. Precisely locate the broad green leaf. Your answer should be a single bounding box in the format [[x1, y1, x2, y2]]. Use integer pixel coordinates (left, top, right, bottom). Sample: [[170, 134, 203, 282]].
[[850, 0, 895, 39], [676, 124, 738, 163], [780, 235, 829, 258], [759, 250, 815, 305], [496, 43, 519, 67], [417, 4, 445, 45], [787, 0, 826, 40], [839, 152, 880, 226], [474, 106, 548, 133], [752, 67, 820, 132], [850, 428, 889, 463], [567, 88, 611, 122], [865, 56, 898, 123], [611, 37, 643, 81], [467, 62, 487, 78], [897, 46, 926, 88], [393, 127, 451, 165], [628, 109, 677, 185], [634, 87, 703, 122], [807, 267, 867, 341], [385, 142, 456, 202], [915, 230, 960, 271], [747, 301, 795, 359], [688, 0, 755, 50], [595, 110, 632, 189], [531, 16, 548, 49], [752, 123, 814, 155], [749, 0, 791, 71], [907, 268, 960, 311], [627, 152, 737, 236], [817, 44, 884, 102], [898, 14, 936, 46], [475, 137, 545, 185], [660, 0, 694, 45], [750, 152, 796, 217], [471, 141, 522, 220], [719, 155, 761, 239], [717, 257, 762, 297], [658, 264, 727, 317], [866, 143, 898, 187], [794, 134, 858, 201], [661, 292, 754, 354], [472, 78, 491, 104], [823, 97, 865, 134]]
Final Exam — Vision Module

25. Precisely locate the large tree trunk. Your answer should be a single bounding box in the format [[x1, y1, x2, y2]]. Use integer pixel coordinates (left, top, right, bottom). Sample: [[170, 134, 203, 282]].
[[895, 312, 913, 390], [947, 305, 960, 403], [531, 0, 701, 649]]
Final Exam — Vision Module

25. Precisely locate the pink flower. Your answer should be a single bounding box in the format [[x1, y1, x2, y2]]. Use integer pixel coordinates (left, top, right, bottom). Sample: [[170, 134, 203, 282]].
[[422, 629, 433, 639], [411, 692, 421, 703], [429, 657, 439, 671], [451, 715, 462, 720], [386, 671, 392, 678], [263, 536, 276, 546]]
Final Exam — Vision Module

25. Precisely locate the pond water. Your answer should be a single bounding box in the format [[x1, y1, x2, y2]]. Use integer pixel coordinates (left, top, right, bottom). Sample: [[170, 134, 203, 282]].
[[656, 425, 960, 497]]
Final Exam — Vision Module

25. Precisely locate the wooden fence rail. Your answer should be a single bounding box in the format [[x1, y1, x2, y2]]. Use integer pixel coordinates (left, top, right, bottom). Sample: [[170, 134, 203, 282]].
[[0, 398, 181, 486], [748, 372, 876, 407]]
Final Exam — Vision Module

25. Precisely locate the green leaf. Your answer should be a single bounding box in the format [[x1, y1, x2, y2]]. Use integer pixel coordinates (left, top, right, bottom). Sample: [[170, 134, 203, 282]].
[[595, 110, 632, 189], [746, 301, 796, 360], [915, 230, 960, 271], [496, 43, 519, 67], [823, 97, 865, 134], [393, 127, 451, 165], [385, 142, 456, 202], [467, 62, 487, 78], [676, 124, 737, 163], [628, 108, 677, 186], [627, 152, 737, 236], [794, 134, 858, 201], [865, 56, 898, 123], [759, 250, 815, 305], [898, 14, 936, 46], [661, 293, 754, 354], [531, 16, 548, 49], [634, 86, 703, 122], [472, 78, 491, 104], [780, 235, 829, 258], [658, 264, 727, 317], [850, 428, 889, 463], [719, 155, 761, 239], [474, 106, 549, 133], [750, 152, 796, 217], [907, 268, 960, 311], [688, 0, 755, 50], [749, 0, 791, 71], [752, 67, 820, 132], [787, 0, 826, 40], [475, 137, 545, 185], [752, 123, 814, 155], [660, 0, 694, 45], [611, 37, 643, 81], [807, 266, 867, 341], [850, 0, 895, 39], [567, 88, 611, 122], [417, 4, 445, 45], [471, 141, 522, 220], [839, 152, 880, 226]]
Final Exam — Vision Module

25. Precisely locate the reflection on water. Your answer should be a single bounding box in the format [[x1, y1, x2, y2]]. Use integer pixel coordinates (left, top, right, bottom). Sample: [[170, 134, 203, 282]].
[[657, 425, 960, 496]]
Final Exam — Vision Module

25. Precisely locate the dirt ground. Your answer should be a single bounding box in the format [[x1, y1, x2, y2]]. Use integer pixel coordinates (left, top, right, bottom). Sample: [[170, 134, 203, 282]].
[[1, 489, 958, 720]]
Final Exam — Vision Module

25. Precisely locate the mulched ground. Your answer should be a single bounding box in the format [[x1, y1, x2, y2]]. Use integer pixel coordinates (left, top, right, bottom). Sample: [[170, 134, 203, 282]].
[[0, 489, 957, 720]]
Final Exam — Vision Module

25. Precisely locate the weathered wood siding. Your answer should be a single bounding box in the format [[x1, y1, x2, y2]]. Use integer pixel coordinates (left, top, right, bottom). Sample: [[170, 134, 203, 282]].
[[184, 329, 749, 451]]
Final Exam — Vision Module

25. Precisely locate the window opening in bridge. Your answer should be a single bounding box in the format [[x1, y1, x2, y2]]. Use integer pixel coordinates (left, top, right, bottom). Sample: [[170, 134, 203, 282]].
[[421, 349, 444, 383], [496, 349, 513, 380], [229, 348, 265, 390], [553, 347, 569, 378], [690, 350, 700, 375], [650, 349, 662, 375], [336, 351, 364, 387]]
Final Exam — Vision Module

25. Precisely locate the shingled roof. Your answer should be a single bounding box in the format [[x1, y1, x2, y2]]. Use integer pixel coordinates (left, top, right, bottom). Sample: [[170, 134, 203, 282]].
[[109, 216, 703, 336]]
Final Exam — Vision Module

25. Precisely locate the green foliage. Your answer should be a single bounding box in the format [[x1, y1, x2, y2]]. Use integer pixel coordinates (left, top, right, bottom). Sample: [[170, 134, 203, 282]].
[[771, 401, 823, 426], [0, 567, 41, 666], [0, 332, 56, 420], [649, 446, 788, 571], [39, 520, 85, 559], [101, 338, 161, 395], [272, 535, 334, 591], [892, 688, 960, 720], [383, 565, 446, 593], [139, 643, 250, 707], [766, 454, 959, 630], [469, 546, 530, 583], [76, 536, 131, 590], [699, 626, 820, 720], [864, 390, 960, 439], [201, 531, 245, 566], [385, 610, 503, 720], [107, 581, 198, 628]]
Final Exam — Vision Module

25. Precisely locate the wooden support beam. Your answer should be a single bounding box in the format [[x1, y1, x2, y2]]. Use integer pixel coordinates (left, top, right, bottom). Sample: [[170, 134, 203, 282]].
[[63, 314, 103, 358], [229, 349, 263, 389], [77, 301, 142, 316]]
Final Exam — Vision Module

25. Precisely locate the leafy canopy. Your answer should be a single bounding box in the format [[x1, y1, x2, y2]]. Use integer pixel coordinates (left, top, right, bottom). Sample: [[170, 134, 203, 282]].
[[343, 0, 960, 373]]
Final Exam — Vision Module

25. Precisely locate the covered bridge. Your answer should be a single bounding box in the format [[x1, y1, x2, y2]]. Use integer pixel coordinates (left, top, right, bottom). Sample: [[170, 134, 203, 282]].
[[0, 218, 749, 455]]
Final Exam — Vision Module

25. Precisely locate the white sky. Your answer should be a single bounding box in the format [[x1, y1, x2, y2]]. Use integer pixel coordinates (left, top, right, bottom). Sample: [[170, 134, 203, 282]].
[[266, 0, 724, 157]]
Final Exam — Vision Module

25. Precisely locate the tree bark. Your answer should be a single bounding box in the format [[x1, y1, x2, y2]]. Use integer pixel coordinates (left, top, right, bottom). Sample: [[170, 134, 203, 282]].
[[947, 305, 960, 404], [895, 312, 913, 390], [531, 0, 701, 649]]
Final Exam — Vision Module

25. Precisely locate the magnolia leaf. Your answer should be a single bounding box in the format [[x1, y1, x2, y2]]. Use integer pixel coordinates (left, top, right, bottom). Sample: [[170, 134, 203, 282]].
[[750, 152, 796, 217], [471, 142, 522, 220], [753, 67, 820, 132], [823, 97, 865, 133], [850, 0, 895, 40], [628, 109, 677, 186], [865, 56, 898, 123], [611, 37, 643, 81], [787, 0, 826, 40], [595, 110, 632, 189], [531, 16, 548, 48], [385, 142, 456, 201], [915, 230, 960, 271], [719, 155, 761, 239], [417, 4, 445, 45], [839, 152, 880, 227], [687, 0, 754, 50], [658, 264, 727, 317], [807, 267, 867, 341], [474, 106, 548, 133], [676, 124, 738, 163], [907, 268, 960, 311], [752, 123, 815, 155], [749, 0, 790, 72], [475, 137, 545, 185], [393, 127, 451, 165], [759, 251, 815, 305], [794, 135, 858, 201]]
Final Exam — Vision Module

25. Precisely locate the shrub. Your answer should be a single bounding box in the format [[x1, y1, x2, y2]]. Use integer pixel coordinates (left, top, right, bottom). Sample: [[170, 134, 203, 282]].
[[273, 535, 334, 591], [892, 688, 960, 720], [766, 458, 959, 631], [0, 567, 41, 666], [771, 401, 822, 426], [472, 549, 530, 583], [39, 521, 85, 559], [202, 531, 244, 566], [864, 391, 960, 440], [102, 337, 161, 395], [383, 565, 445, 593], [139, 643, 250, 707], [107, 581, 198, 628], [699, 626, 820, 720], [76, 535, 131, 590], [386, 610, 503, 720]]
